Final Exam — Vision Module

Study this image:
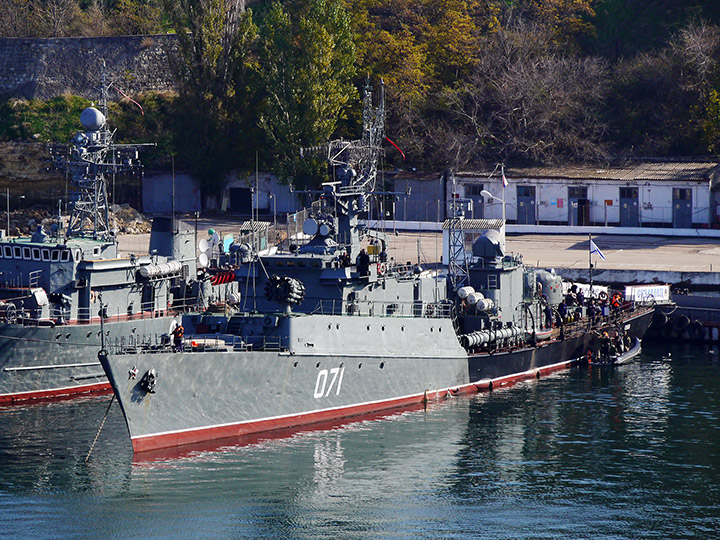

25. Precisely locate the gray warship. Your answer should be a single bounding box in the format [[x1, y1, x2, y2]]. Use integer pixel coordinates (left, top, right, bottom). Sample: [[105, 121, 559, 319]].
[[99, 83, 654, 453], [0, 75, 225, 403]]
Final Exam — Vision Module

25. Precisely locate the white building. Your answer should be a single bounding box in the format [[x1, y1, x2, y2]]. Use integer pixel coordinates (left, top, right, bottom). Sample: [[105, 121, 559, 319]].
[[453, 161, 720, 229]]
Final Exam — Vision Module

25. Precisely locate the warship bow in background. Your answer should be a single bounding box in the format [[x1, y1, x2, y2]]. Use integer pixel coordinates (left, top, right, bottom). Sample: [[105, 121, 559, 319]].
[[0, 71, 233, 403], [99, 82, 654, 454]]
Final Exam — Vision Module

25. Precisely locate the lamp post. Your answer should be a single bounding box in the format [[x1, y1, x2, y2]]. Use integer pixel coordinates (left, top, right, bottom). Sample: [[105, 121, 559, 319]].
[[480, 189, 506, 252]]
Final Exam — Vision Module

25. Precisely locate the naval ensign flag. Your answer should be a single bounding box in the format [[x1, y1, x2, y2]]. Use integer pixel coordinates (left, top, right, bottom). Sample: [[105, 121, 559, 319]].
[[589, 238, 606, 261]]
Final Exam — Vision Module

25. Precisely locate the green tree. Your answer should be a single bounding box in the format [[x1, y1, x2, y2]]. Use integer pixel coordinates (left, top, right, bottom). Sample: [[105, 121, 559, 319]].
[[163, 0, 257, 202], [257, 0, 356, 187], [110, 0, 164, 35], [607, 20, 720, 156]]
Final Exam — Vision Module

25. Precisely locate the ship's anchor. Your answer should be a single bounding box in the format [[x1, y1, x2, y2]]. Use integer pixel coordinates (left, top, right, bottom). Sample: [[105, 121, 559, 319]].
[[140, 369, 157, 393]]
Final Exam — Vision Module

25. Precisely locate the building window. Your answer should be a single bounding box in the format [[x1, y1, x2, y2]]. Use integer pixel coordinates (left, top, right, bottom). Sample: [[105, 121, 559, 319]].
[[620, 187, 638, 198], [673, 188, 692, 200], [517, 186, 535, 197], [466, 184, 484, 197], [568, 187, 587, 199]]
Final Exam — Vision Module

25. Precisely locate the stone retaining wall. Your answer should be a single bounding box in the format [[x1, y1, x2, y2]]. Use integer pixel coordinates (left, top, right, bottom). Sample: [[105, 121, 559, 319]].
[[0, 34, 177, 100]]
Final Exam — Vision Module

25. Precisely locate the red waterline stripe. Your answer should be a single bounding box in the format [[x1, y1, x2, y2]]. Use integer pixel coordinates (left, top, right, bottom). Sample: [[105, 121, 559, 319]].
[[131, 357, 577, 453], [0, 381, 111, 404]]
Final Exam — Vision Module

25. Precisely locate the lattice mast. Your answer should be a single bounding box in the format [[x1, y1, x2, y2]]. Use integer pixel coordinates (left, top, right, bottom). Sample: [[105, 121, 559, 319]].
[[321, 79, 386, 258], [49, 62, 143, 241], [447, 175, 471, 290]]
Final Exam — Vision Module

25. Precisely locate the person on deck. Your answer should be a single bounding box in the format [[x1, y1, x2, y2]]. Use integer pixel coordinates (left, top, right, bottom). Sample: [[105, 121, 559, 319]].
[[357, 249, 370, 277], [172, 323, 184, 352]]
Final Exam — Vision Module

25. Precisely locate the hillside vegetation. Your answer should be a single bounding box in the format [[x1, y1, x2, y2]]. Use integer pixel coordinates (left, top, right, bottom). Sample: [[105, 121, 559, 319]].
[[2, 0, 720, 198]]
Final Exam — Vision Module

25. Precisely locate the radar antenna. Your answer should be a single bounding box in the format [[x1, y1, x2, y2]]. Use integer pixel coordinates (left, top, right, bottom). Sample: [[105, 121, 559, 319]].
[[298, 79, 386, 260], [49, 60, 147, 241]]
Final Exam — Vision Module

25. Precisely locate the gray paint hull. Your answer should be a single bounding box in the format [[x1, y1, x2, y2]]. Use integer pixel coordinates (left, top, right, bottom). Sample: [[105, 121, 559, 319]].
[[0, 316, 177, 403], [100, 308, 654, 453], [101, 348, 470, 453]]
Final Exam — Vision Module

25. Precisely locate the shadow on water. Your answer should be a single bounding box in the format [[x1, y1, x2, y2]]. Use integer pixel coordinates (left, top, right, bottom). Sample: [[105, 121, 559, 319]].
[[1, 342, 719, 539]]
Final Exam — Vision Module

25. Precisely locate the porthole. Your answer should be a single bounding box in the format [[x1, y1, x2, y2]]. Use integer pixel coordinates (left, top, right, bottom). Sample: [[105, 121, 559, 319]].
[[439, 327, 442, 333], [55, 334, 61, 340], [65, 333, 71, 340], [293, 361, 298, 368], [328, 324, 332, 330], [430, 327, 434, 332], [379, 362, 385, 369], [401, 326, 405, 332], [366, 325, 371, 331], [358, 363, 362, 369], [336, 324, 339, 330], [381, 325, 385, 331], [86, 332, 92, 339], [315, 362, 321, 368]]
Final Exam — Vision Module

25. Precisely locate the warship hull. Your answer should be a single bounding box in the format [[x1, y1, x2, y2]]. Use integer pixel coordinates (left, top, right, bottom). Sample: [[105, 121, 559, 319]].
[[99, 308, 653, 453], [0, 316, 177, 404]]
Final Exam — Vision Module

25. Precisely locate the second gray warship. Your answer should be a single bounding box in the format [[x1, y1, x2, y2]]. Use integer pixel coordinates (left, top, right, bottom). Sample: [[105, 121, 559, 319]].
[[0, 74, 229, 403], [99, 83, 654, 453]]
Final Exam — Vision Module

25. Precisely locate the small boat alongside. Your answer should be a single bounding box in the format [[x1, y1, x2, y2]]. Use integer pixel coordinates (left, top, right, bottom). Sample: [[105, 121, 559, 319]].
[[588, 336, 642, 367]]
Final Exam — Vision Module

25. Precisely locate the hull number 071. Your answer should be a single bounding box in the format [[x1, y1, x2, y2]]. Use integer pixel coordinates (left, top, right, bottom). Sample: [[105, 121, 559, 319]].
[[314, 366, 345, 399]]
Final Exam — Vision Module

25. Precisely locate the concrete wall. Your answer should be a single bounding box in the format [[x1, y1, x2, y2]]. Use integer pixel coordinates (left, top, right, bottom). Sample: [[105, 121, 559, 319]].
[[0, 35, 177, 100], [143, 171, 200, 214], [392, 174, 444, 221]]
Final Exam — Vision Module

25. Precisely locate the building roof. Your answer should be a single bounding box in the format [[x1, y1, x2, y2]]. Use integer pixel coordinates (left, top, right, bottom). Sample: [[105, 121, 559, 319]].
[[457, 161, 720, 185]]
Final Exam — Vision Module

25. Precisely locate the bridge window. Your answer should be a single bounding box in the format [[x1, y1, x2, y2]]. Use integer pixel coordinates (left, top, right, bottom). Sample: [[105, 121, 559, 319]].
[[61, 250, 70, 262], [42, 249, 50, 261], [22, 247, 31, 259], [51, 250, 60, 262], [3, 245, 11, 258], [13, 246, 21, 258], [32, 248, 40, 261]]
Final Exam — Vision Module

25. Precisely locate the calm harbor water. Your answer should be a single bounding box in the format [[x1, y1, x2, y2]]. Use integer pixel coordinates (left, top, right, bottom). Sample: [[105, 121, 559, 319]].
[[1, 342, 719, 540]]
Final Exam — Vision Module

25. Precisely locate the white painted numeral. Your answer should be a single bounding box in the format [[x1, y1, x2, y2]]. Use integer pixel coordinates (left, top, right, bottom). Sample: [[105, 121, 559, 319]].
[[313, 366, 345, 399]]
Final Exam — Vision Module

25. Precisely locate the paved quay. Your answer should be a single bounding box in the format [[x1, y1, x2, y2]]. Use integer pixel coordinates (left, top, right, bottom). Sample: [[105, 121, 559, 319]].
[[118, 226, 720, 272], [388, 232, 720, 273], [117, 222, 720, 283]]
